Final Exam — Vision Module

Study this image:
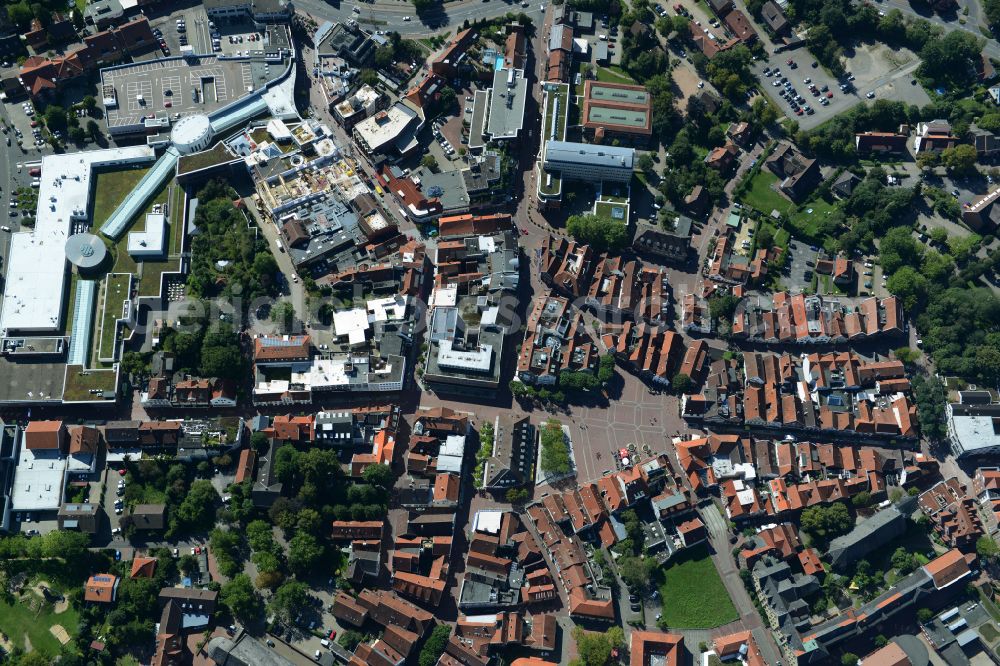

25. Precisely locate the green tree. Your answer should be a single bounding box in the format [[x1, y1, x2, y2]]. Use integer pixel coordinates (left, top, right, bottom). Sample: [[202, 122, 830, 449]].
[[339, 629, 365, 651], [171, 480, 219, 534], [879, 226, 924, 275], [287, 532, 324, 576], [597, 355, 615, 383], [617, 554, 657, 592], [44, 105, 68, 133], [886, 266, 928, 311], [437, 86, 457, 112], [87, 119, 101, 141], [755, 226, 775, 250], [220, 574, 262, 623], [539, 419, 570, 475], [977, 535, 1000, 561], [374, 45, 394, 69], [570, 625, 625, 666], [506, 487, 529, 504], [6, 2, 33, 27], [362, 463, 393, 490], [891, 546, 917, 574], [930, 227, 949, 245], [82, 95, 97, 112], [566, 214, 629, 252], [708, 293, 740, 323], [199, 324, 243, 380], [559, 370, 600, 392], [912, 374, 947, 441], [671, 373, 693, 394], [842, 654, 858, 666], [269, 580, 310, 625], [800, 502, 853, 543], [851, 491, 873, 508], [917, 607, 934, 623], [120, 351, 150, 379], [941, 144, 978, 176], [421, 154, 438, 171], [270, 301, 296, 334], [251, 431, 270, 453], [637, 152, 655, 174], [178, 554, 199, 575], [69, 126, 86, 143], [419, 625, 452, 666], [41, 530, 89, 560]]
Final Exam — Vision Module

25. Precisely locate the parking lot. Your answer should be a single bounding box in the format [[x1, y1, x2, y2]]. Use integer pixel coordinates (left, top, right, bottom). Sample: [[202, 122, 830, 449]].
[[149, 7, 271, 58], [753, 41, 931, 130], [783, 239, 821, 292], [101, 57, 278, 131], [753, 55, 853, 130]]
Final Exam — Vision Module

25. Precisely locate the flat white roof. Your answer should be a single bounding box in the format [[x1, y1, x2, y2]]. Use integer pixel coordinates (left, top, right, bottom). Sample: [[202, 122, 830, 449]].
[[437, 339, 493, 373], [299, 357, 351, 389], [12, 448, 66, 512], [367, 295, 408, 323], [1, 147, 154, 333], [473, 509, 503, 535], [430, 284, 458, 308], [267, 118, 293, 141], [441, 434, 466, 458], [333, 308, 369, 346], [354, 103, 418, 152], [127, 212, 167, 256]]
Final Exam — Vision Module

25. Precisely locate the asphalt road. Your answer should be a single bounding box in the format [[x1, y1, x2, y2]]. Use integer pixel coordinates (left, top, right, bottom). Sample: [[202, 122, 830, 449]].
[[294, 0, 546, 36]]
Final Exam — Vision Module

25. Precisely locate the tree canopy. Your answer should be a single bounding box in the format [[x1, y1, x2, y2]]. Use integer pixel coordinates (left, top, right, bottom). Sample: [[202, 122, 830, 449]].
[[566, 214, 629, 252], [539, 419, 571, 475]]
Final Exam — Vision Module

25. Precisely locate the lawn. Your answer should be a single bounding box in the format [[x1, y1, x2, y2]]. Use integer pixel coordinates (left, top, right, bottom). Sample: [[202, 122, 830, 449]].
[[596, 66, 636, 84], [0, 589, 80, 656], [63, 366, 117, 401], [657, 544, 739, 628], [98, 273, 132, 361], [91, 167, 151, 229], [788, 196, 838, 240], [740, 171, 795, 217], [980, 622, 1000, 643]]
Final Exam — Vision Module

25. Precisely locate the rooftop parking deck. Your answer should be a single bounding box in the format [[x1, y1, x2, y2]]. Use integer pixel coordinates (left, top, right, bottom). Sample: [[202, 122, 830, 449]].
[[101, 56, 283, 133]]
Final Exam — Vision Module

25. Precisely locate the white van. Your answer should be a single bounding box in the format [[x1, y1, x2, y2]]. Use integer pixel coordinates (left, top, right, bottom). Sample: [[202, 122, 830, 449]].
[[599, 34, 607, 40]]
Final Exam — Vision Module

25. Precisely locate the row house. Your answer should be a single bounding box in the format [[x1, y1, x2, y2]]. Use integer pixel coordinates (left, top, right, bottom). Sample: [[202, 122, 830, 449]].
[[516, 293, 597, 386], [602, 322, 682, 388], [732, 293, 904, 345], [585, 256, 669, 324], [141, 376, 236, 409], [524, 505, 614, 622], [449, 612, 557, 664], [680, 293, 713, 334], [687, 349, 918, 440]]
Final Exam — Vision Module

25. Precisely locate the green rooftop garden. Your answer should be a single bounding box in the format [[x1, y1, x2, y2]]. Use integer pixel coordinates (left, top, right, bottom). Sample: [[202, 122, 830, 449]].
[[91, 167, 151, 229], [63, 366, 117, 401], [177, 144, 236, 175], [98, 273, 131, 361]]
